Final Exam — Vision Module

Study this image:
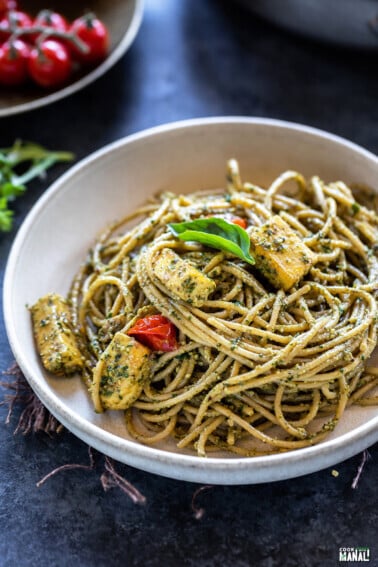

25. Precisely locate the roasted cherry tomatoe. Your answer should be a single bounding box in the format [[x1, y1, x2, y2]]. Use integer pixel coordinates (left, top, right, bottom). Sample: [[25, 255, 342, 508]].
[[127, 315, 178, 352], [231, 217, 248, 229]]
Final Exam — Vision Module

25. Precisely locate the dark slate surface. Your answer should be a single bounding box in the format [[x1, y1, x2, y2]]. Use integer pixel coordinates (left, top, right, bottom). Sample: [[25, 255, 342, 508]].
[[0, 1, 377, 565]]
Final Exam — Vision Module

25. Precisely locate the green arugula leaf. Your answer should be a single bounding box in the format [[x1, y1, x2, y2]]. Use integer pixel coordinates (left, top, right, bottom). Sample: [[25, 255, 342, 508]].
[[0, 197, 13, 232], [0, 140, 73, 167], [168, 217, 255, 265], [0, 182, 25, 200], [0, 141, 74, 233]]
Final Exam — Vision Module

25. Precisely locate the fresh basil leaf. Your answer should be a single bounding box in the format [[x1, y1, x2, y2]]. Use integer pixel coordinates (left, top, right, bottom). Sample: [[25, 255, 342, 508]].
[[168, 217, 255, 265]]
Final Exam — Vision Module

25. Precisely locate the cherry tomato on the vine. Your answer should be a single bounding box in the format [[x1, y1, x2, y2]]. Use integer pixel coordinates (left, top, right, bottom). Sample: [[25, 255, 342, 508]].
[[0, 10, 33, 41], [30, 10, 69, 45], [34, 10, 68, 34], [70, 14, 108, 64], [0, 0, 18, 16], [0, 38, 30, 85], [0, 9, 110, 90], [28, 40, 71, 88]]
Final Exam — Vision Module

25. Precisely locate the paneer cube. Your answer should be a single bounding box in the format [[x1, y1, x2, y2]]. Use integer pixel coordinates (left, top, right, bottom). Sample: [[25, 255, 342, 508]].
[[31, 293, 83, 375], [98, 332, 151, 410], [152, 248, 216, 306], [250, 215, 314, 290]]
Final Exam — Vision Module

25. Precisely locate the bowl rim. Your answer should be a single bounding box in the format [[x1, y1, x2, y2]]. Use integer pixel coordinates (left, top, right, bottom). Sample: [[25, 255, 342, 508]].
[[4, 116, 378, 484], [0, 0, 144, 119]]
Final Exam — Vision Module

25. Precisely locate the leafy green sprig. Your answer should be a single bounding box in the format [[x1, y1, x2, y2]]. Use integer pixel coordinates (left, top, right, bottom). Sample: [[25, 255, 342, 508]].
[[0, 140, 74, 232]]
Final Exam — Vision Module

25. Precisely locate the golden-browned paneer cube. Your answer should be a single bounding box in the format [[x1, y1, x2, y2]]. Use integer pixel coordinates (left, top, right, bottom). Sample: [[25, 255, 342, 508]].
[[152, 248, 216, 306], [250, 215, 315, 290], [31, 293, 83, 375], [98, 332, 151, 410]]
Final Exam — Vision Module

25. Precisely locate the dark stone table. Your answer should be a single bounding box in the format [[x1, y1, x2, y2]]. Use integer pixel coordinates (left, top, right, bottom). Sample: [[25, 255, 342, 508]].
[[1, 1, 377, 565]]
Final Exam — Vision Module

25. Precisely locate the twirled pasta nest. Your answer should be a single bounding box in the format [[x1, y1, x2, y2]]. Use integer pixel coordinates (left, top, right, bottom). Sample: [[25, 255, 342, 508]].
[[42, 161, 378, 456]]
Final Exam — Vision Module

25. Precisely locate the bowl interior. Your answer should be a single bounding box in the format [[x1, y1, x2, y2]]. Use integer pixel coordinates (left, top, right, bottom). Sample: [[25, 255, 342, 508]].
[[0, 0, 141, 116], [5, 119, 378, 483]]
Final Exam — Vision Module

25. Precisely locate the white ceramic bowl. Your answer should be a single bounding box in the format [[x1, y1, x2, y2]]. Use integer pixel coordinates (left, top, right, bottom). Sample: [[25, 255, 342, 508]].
[[238, 0, 378, 49], [4, 118, 378, 484]]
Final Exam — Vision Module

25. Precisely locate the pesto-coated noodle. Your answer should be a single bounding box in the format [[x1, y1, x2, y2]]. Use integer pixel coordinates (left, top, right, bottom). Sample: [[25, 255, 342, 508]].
[[63, 161, 378, 456]]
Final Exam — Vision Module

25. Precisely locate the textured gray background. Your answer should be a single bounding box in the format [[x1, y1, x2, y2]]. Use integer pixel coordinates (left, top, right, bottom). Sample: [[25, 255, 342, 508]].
[[0, 1, 377, 565]]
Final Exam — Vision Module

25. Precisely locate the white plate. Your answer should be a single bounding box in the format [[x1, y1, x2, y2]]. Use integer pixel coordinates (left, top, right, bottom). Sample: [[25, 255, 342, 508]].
[[0, 0, 143, 118], [4, 118, 378, 484]]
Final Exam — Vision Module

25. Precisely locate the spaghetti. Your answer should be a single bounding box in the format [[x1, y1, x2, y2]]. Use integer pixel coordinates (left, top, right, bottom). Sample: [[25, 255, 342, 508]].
[[50, 161, 378, 456]]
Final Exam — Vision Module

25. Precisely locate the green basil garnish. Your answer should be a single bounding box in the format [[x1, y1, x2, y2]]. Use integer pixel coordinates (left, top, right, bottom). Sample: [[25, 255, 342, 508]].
[[168, 217, 255, 265]]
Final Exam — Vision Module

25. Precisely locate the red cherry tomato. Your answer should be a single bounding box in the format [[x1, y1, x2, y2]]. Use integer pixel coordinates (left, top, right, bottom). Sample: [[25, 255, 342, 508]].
[[127, 315, 178, 352], [70, 14, 108, 64], [31, 10, 69, 44], [34, 10, 68, 32], [0, 1, 18, 16], [231, 217, 247, 229], [0, 38, 29, 85], [0, 10, 33, 41], [33, 9, 68, 43], [28, 40, 71, 88]]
